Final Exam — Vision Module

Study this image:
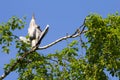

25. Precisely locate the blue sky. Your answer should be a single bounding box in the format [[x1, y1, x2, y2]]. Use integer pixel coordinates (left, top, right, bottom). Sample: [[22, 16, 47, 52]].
[[0, 0, 120, 80]]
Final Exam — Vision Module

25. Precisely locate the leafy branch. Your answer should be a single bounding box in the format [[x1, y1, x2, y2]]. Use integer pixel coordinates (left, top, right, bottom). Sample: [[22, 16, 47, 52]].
[[0, 18, 86, 80]]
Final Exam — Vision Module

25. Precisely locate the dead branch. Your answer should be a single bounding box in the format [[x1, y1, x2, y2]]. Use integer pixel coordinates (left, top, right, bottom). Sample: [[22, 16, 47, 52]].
[[38, 30, 87, 50]]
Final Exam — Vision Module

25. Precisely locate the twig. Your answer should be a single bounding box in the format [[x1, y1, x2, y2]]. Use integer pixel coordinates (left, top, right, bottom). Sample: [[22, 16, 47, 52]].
[[38, 30, 87, 50], [72, 18, 86, 36]]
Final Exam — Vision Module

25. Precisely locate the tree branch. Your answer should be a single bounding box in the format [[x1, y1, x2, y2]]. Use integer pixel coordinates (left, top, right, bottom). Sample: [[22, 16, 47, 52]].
[[0, 47, 37, 80], [0, 20, 87, 80], [38, 30, 87, 50]]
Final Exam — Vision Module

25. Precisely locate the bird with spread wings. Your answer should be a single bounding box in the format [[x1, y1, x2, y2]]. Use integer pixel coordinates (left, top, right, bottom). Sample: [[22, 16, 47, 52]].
[[28, 14, 42, 47], [19, 14, 49, 48]]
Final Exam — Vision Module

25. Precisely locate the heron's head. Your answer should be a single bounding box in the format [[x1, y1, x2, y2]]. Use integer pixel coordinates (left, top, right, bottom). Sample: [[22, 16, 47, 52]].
[[30, 14, 36, 27], [32, 13, 35, 20]]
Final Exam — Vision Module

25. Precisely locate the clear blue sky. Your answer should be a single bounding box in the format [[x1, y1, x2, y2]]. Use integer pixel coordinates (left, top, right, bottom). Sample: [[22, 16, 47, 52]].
[[0, 0, 120, 80]]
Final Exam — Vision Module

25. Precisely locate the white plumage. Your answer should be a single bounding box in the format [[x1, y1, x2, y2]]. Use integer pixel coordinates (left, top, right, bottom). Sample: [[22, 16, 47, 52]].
[[19, 36, 30, 43], [28, 14, 42, 47], [19, 14, 49, 48]]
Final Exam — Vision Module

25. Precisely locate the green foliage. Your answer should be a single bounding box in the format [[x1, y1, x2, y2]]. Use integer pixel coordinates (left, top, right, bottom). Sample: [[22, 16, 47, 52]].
[[1, 13, 120, 80], [16, 41, 79, 80], [0, 16, 26, 54], [85, 13, 120, 79], [4, 59, 16, 71]]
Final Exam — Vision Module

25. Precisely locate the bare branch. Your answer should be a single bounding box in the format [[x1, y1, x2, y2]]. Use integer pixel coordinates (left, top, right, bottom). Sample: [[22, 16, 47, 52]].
[[38, 30, 87, 50], [72, 18, 86, 36]]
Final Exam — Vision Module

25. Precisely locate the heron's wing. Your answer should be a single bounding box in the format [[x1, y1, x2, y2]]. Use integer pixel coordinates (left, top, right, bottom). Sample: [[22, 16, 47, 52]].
[[28, 14, 37, 40], [28, 26, 36, 40], [36, 26, 42, 38], [36, 25, 49, 47]]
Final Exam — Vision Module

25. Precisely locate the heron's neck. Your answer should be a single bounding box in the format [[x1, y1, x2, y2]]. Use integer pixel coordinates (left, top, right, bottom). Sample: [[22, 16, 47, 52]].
[[30, 19, 36, 27]]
